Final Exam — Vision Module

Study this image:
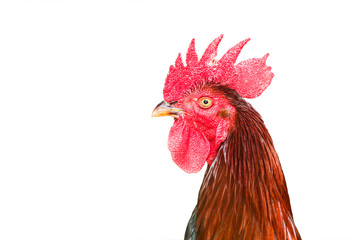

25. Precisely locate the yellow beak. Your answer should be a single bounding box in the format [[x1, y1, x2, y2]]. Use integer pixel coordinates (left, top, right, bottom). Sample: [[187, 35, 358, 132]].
[[152, 101, 184, 118]]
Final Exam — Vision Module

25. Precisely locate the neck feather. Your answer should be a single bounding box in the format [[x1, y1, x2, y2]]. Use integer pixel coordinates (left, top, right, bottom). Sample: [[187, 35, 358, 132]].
[[194, 104, 301, 240]]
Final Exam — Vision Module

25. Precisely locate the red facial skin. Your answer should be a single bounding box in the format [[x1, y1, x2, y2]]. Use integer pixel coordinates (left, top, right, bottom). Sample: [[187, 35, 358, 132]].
[[168, 86, 236, 173]]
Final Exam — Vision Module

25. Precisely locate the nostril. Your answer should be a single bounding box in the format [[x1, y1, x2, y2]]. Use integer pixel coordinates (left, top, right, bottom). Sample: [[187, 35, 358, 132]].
[[169, 101, 178, 105]]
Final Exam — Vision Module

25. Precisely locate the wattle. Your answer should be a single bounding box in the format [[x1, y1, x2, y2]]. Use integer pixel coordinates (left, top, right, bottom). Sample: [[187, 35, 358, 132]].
[[168, 119, 210, 173]]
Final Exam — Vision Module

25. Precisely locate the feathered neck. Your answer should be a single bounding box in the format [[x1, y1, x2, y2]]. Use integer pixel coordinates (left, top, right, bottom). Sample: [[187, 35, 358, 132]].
[[193, 102, 301, 240]]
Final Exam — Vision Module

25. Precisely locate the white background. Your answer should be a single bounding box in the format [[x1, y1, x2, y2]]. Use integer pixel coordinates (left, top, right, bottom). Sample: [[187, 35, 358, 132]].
[[1, 1, 359, 239]]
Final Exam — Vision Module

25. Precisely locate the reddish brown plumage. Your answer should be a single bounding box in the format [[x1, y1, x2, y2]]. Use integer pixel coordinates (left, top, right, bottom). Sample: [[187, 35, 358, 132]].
[[191, 85, 301, 240]]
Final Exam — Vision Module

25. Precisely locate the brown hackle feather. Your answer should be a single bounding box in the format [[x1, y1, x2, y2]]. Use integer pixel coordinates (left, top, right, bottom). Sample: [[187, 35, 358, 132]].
[[188, 84, 301, 240]]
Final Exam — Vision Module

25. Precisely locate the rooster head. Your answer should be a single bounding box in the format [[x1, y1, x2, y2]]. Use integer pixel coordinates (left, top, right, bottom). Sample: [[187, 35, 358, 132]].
[[152, 35, 274, 173]]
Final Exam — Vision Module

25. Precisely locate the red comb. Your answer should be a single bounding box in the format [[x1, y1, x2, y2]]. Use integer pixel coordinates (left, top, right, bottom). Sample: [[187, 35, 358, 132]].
[[163, 35, 274, 102]]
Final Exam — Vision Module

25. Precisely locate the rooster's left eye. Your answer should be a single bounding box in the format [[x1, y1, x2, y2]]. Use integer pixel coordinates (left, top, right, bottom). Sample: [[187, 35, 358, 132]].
[[198, 97, 213, 109]]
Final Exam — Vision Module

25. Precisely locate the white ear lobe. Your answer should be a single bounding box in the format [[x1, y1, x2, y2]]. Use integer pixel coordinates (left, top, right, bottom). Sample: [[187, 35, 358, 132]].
[[215, 119, 231, 145]]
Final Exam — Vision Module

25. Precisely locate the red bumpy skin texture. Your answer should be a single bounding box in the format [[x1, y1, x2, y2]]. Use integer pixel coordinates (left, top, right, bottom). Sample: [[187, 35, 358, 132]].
[[163, 35, 274, 102], [168, 89, 236, 173], [168, 118, 210, 173], [163, 35, 274, 173]]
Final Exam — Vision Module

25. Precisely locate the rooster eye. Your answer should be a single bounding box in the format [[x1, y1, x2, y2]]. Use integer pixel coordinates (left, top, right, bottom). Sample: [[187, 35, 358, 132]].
[[198, 97, 213, 109]]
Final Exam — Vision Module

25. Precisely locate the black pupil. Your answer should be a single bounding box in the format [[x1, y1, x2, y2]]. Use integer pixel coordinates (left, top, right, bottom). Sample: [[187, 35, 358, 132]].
[[203, 99, 209, 105]]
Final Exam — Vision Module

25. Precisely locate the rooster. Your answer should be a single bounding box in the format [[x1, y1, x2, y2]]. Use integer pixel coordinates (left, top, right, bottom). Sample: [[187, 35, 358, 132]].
[[152, 35, 301, 240]]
